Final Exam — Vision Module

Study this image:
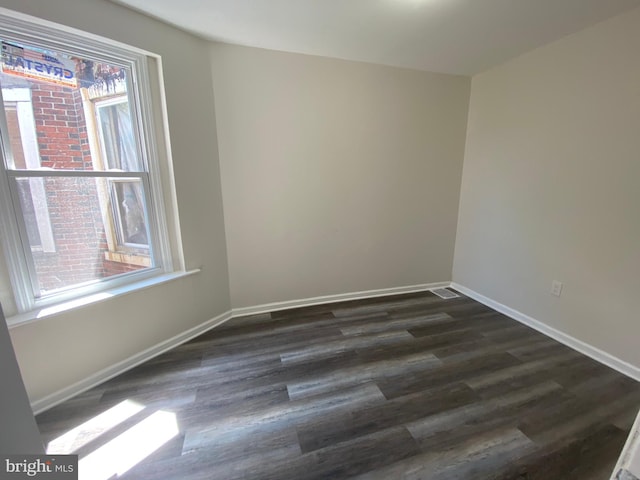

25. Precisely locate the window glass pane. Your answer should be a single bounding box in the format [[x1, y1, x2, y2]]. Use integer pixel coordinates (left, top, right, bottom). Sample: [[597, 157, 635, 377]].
[[97, 99, 137, 171], [0, 40, 142, 172], [109, 179, 149, 248], [13, 176, 153, 296]]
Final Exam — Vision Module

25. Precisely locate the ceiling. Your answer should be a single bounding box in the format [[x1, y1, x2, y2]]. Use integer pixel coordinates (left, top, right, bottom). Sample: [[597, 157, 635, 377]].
[[113, 0, 640, 75]]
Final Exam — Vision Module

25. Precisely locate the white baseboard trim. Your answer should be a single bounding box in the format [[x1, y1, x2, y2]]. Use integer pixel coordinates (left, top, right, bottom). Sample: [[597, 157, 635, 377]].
[[231, 282, 451, 317], [30, 280, 640, 415], [450, 282, 640, 382], [31, 310, 233, 415], [32, 282, 452, 414]]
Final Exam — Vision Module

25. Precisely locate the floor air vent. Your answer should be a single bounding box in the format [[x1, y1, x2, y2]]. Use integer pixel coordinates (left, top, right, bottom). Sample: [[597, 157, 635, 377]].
[[431, 288, 460, 299]]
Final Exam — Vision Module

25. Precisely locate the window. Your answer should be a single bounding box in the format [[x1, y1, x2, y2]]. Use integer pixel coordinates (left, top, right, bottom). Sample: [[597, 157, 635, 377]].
[[0, 13, 175, 313], [94, 96, 150, 258]]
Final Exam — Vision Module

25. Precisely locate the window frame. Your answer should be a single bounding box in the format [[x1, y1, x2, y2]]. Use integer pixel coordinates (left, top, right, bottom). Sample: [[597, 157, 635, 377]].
[[0, 10, 176, 313]]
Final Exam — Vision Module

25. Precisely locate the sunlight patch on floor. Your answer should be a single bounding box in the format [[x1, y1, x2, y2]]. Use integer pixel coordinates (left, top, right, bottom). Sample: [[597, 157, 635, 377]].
[[78, 410, 179, 480], [46, 400, 145, 454]]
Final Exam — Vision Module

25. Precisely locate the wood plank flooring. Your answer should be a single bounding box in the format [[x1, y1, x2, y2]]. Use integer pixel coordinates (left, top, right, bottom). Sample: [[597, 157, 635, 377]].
[[36, 290, 640, 479]]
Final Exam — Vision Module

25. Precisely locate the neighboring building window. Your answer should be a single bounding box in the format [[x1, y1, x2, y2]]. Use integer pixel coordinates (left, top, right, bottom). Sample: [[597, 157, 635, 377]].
[[96, 97, 150, 252], [0, 14, 173, 312]]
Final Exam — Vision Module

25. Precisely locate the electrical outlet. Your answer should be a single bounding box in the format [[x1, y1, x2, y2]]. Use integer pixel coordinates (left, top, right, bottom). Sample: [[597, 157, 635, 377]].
[[551, 280, 563, 297]]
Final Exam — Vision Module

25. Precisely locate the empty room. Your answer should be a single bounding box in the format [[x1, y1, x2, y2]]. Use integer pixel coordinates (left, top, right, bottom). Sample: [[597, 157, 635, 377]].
[[0, 0, 639, 479]]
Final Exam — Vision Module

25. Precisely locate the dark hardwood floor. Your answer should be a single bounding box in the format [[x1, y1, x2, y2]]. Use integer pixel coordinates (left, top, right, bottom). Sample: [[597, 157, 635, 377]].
[[36, 290, 640, 479]]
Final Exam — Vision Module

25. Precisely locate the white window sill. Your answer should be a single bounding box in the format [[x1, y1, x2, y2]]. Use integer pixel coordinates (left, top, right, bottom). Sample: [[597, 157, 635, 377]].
[[6, 269, 200, 329]]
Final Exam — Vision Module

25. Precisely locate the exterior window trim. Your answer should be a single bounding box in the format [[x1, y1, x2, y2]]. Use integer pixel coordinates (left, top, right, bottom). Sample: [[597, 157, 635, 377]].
[[2, 86, 55, 253], [0, 9, 179, 314]]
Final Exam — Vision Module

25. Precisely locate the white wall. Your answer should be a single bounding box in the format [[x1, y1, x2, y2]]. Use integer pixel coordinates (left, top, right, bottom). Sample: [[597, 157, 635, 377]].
[[0, 304, 43, 453], [211, 44, 470, 308], [0, 0, 230, 403], [454, 8, 640, 366]]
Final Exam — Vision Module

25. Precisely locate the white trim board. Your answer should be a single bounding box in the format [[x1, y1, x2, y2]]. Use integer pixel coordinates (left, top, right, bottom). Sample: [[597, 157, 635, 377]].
[[31, 310, 233, 415], [231, 282, 451, 317], [450, 282, 640, 382]]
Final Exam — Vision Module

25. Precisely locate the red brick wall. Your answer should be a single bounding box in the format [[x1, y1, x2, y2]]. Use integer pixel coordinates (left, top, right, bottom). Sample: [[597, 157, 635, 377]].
[[29, 84, 103, 291], [32, 84, 91, 170], [103, 260, 145, 275]]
